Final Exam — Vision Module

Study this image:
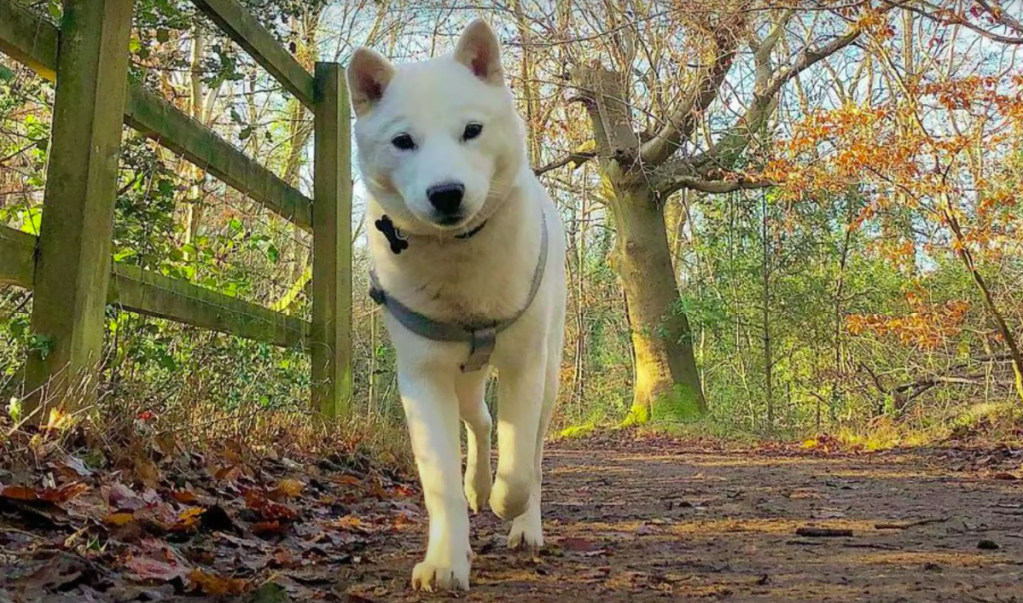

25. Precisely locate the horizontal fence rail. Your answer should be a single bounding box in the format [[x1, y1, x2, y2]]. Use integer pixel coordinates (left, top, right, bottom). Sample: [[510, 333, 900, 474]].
[[0, 0, 351, 419], [0, 1, 314, 230], [1, 226, 311, 348]]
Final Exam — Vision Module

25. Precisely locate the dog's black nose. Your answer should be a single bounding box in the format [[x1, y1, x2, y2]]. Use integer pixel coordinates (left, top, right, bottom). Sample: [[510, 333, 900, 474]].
[[427, 182, 464, 215]]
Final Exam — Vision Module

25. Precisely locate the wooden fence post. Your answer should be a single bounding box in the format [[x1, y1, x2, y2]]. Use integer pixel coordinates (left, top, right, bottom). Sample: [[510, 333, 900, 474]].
[[23, 0, 134, 419], [311, 62, 352, 418]]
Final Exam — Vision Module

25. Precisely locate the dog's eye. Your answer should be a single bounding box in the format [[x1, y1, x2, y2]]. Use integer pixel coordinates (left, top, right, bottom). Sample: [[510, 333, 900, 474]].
[[462, 123, 483, 141], [391, 133, 416, 151]]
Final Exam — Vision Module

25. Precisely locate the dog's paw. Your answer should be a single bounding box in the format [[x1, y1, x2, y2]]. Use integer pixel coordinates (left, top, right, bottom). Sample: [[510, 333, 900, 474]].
[[411, 555, 471, 592], [464, 466, 492, 513], [489, 473, 531, 520], [507, 506, 543, 551]]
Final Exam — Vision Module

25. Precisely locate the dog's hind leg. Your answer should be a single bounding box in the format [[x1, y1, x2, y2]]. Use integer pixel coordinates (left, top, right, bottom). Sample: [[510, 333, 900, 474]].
[[457, 370, 492, 513], [508, 353, 558, 550], [399, 365, 472, 591]]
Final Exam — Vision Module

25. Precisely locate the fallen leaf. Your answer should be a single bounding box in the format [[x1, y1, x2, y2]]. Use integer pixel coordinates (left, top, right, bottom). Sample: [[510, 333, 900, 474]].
[[246, 490, 298, 521], [106, 483, 143, 511], [134, 457, 162, 487], [59, 455, 93, 477], [215, 465, 243, 482], [270, 478, 305, 500], [125, 555, 190, 583], [39, 481, 89, 504], [252, 520, 286, 537], [560, 537, 600, 552], [1, 485, 38, 501], [189, 569, 248, 595], [334, 475, 362, 487], [330, 515, 372, 534], [171, 507, 204, 531], [171, 490, 199, 504], [104, 512, 136, 526]]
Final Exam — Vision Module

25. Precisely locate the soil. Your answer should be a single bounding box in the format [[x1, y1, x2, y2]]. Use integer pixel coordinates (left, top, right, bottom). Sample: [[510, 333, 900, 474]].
[[2, 433, 1022, 602], [346, 435, 1023, 602]]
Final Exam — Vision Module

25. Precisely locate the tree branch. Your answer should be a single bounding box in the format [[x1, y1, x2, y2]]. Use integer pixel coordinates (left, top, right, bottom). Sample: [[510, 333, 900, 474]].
[[639, 25, 740, 167], [533, 140, 597, 176], [651, 159, 774, 196], [570, 63, 639, 162], [704, 23, 864, 171], [886, 0, 1023, 45]]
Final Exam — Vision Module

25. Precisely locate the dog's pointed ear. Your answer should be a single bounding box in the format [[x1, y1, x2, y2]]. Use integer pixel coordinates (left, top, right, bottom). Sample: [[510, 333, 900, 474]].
[[347, 47, 395, 117], [454, 19, 504, 85]]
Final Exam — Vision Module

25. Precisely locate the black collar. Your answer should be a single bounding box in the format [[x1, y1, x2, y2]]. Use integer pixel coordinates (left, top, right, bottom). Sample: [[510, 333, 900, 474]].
[[374, 215, 488, 255]]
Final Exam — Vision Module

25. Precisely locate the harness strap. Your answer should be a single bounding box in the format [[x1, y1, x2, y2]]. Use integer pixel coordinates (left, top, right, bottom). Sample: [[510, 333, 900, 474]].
[[369, 207, 550, 372]]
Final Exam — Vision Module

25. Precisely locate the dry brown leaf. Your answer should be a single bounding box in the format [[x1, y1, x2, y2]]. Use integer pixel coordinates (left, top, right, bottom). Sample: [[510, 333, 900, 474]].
[[251, 520, 285, 536], [134, 457, 162, 487], [334, 474, 361, 487], [39, 482, 90, 504], [273, 478, 305, 499]]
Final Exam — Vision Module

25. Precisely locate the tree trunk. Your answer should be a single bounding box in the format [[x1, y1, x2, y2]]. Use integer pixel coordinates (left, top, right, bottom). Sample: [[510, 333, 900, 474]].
[[761, 192, 774, 430], [613, 183, 707, 423], [944, 206, 1023, 404]]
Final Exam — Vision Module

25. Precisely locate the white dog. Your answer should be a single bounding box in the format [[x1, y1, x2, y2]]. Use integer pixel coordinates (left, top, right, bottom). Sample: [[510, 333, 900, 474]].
[[346, 19, 567, 592]]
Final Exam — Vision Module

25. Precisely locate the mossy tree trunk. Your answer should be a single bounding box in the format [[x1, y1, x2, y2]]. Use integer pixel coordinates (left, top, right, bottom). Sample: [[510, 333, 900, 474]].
[[555, 11, 863, 424], [611, 180, 706, 422]]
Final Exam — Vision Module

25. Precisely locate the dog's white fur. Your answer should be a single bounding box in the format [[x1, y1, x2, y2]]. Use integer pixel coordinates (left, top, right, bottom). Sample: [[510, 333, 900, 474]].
[[347, 20, 567, 592]]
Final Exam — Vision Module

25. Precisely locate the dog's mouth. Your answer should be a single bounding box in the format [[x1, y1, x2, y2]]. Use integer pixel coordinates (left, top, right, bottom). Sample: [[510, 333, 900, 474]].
[[435, 214, 465, 227]]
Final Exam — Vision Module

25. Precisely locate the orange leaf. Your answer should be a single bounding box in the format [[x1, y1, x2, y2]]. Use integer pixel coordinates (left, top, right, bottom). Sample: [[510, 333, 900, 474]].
[[214, 465, 242, 482], [171, 507, 204, 531], [331, 515, 371, 534], [188, 569, 248, 595], [251, 520, 286, 536], [39, 482, 90, 503], [105, 512, 137, 526], [1, 485, 39, 501], [171, 490, 199, 504]]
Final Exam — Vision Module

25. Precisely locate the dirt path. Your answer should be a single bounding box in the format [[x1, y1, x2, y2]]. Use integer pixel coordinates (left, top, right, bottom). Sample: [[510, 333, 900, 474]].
[[3, 435, 1022, 602], [346, 438, 1023, 602]]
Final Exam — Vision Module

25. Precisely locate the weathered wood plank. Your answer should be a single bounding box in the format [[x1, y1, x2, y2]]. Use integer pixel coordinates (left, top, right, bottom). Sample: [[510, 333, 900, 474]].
[[191, 0, 315, 108], [23, 0, 134, 416], [0, 225, 35, 287], [311, 62, 352, 418], [125, 88, 313, 230], [0, 0, 57, 80], [1, 225, 309, 348], [0, 0, 313, 231], [109, 265, 310, 348]]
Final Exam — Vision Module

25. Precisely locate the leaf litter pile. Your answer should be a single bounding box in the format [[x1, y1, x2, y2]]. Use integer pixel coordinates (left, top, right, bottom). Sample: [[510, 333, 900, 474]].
[[0, 427, 419, 603], [4, 426, 1023, 602]]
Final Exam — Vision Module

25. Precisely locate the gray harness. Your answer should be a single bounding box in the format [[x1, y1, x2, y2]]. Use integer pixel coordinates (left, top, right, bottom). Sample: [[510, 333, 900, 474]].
[[369, 211, 550, 373]]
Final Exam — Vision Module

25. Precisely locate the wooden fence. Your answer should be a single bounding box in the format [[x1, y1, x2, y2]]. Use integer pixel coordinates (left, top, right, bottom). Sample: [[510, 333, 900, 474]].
[[0, 0, 352, 419]]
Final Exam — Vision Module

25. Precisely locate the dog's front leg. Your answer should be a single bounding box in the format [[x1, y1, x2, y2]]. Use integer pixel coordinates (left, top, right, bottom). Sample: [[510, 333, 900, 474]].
[[490, 351, 546, 521], [399, 366, 471, 591]]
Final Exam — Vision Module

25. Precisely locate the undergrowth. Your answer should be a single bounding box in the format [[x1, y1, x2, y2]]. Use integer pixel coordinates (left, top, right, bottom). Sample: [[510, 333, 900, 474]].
[[1, 392, 415, 484], [553, 400, 1023, 453]]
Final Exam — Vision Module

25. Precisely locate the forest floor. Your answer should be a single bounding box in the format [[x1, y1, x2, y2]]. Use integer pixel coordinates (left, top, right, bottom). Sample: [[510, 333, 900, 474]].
[[2, 430, 1022, 602]]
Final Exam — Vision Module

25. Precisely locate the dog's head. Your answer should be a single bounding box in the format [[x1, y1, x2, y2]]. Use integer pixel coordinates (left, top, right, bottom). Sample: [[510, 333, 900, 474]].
[[347, 20, 525, 234]]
